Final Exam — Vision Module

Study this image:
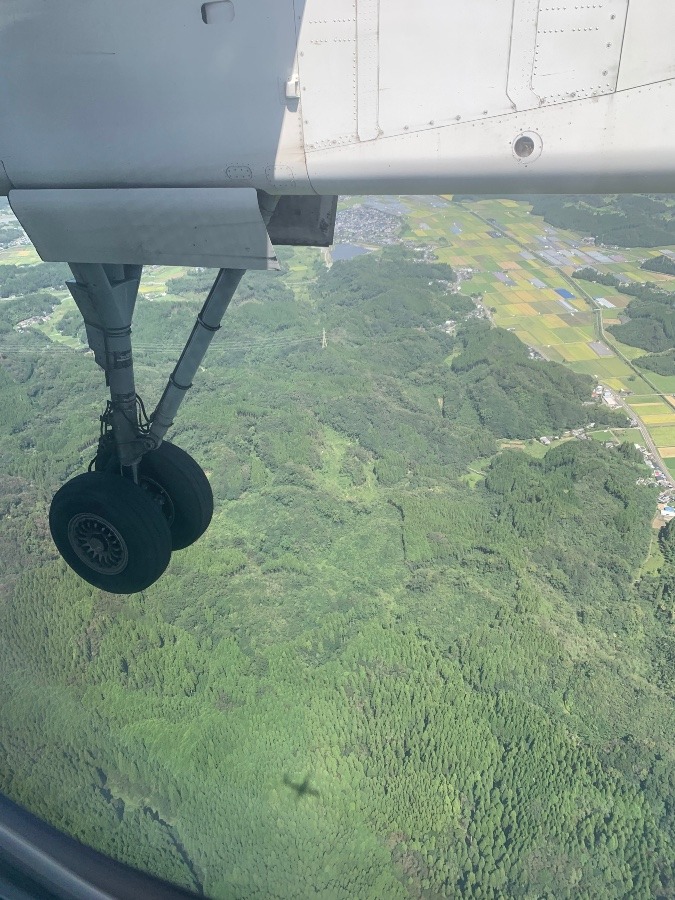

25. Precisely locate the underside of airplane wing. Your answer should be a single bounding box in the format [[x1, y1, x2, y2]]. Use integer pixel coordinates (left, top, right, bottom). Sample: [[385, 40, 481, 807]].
[[0, 0, 673, 265]]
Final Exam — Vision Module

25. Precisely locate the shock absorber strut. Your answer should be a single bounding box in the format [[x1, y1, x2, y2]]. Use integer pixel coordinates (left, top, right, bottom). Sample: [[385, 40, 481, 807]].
[[148, 268, 245, 445]]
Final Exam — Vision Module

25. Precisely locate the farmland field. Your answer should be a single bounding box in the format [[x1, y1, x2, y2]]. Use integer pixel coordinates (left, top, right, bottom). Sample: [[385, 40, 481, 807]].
[[398, 195, 675, 476], [0, 244, 40, 264], [648, 426, 675, 447]]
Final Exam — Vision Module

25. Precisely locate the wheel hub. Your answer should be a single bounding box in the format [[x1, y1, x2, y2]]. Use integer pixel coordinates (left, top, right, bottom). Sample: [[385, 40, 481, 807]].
[[67, 513, 129, 575], [140, 476, 175, 527]]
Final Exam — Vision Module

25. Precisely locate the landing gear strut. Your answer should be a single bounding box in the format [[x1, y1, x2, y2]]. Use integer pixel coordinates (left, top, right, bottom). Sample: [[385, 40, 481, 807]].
[[49, 263, 244, 593]]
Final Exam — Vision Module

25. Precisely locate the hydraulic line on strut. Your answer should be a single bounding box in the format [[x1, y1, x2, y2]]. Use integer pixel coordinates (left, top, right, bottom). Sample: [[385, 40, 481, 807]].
[[148, 268, 245, 446], [149, 193, 280, 446]]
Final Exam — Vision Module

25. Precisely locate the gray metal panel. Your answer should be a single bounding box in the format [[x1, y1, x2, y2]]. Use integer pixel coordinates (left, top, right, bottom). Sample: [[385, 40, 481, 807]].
[[9, 188, 279, 268], [376, 0, 516, 133], [267, 195, 337, 247], [506, 0, 546, 111], [531, 1, 628, 103], [0, 0, 310, 193], [356, 0, 380, 142], [617, 0, 675, 90], [0, 0, 674, 205], [297, 0, 358, 150], [304, 80, 675, 194], [297, 0, 517, 146]]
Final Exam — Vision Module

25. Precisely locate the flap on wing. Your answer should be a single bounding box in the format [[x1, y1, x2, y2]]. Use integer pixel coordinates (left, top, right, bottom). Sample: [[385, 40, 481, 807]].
[[267, 195, 337, 247], [9, 188, 279, 269]]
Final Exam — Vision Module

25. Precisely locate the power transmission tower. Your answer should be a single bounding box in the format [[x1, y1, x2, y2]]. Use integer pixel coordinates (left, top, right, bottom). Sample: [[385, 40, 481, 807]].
[[321, 328, 327, 349]]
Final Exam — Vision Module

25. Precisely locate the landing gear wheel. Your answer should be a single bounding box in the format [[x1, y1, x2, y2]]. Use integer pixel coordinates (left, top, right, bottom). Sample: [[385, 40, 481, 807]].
[[49, 472, 172, 593], [138, 441, 213, 550]]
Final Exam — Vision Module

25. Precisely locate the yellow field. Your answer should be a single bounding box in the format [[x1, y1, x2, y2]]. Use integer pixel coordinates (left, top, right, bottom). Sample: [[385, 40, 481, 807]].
[[403, 195, 675, 464], [631, 402, 672, 416], [139, 266, 187, 292], [0, 246, 40, 264], [538, 314, 568, 329], [525, 325, 567, 345], [499, 302, 540, 316], [641, 413, 675, 425], [558, 343, 600, 362], [564, 326, 596, 342]]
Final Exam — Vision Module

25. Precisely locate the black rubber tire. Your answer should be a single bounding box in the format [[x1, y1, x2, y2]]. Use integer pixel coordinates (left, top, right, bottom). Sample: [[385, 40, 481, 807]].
[[49, 472, 172, 594], [138, 441, 213, 550]]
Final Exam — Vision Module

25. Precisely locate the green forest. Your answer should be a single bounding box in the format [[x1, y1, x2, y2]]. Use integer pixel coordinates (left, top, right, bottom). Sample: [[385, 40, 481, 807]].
[[607, 282, 675, 355], [641, 255, 675, 277], [524, 195, 675, 249], [573, 266, 675, 358], [453, 195, 675, 248], [0, 245, 674, 898]]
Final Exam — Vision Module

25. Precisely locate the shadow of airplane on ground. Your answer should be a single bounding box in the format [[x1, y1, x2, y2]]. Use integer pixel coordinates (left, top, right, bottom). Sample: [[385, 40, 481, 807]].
[[283, 774, 320, 800]]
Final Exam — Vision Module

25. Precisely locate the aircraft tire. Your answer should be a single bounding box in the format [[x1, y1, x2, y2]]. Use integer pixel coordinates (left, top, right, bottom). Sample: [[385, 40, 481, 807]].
[[138, 441, 213, 550], [49, 472, 172, 594]]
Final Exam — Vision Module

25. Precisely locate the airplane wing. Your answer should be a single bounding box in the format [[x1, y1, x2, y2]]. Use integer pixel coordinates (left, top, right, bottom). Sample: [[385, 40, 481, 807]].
[[0, 0, 674, 266]]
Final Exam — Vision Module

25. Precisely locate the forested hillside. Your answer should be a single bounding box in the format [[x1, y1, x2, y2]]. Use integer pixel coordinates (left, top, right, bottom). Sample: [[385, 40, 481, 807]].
[[641, 255, 675, 277], [454, 195, 675, 248], [0, 248, 673, 898], [573, 265, 675, 356], [450, 323, 619, 439], [525, 195, 675, 248], [608, 283, 675, 354]]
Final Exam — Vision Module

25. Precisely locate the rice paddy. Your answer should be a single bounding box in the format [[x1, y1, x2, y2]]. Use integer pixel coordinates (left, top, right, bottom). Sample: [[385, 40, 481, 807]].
[[402, 195, 675, 475]]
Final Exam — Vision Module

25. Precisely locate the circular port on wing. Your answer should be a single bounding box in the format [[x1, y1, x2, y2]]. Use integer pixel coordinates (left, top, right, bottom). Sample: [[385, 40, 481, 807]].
[[514, 135, 535, 158], [512, 132, 543, 164]]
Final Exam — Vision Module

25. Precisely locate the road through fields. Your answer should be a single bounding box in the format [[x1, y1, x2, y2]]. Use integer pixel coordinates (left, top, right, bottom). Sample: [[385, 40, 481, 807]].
[[460, 202, 675, 485]]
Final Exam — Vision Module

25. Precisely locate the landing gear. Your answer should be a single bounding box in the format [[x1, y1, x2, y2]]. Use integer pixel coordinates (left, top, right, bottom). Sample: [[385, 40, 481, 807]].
[[137, 441, 213, 550], [49, 472, 172, 594], [49, 262, 246, 593], [95, 438, 213, 550]]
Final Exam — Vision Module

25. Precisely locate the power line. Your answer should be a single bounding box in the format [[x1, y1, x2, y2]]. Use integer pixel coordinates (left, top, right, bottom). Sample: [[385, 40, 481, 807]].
[[0, 334, 318, 356]]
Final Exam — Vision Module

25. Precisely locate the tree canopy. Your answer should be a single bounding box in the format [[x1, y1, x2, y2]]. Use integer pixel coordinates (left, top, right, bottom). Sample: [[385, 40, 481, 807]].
[[0, 247, 672, 898]]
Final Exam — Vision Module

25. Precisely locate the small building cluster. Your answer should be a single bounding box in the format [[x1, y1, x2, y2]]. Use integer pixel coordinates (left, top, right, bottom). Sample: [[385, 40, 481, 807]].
[[334, 203, 401, 245], [16, 311, 54, 332], [411, 244, 441, 262], [635, 443, 673, 489], [657, 485, 675, 520], [467, 297, 491, 321], [592, 384, 621, 409], [539, 425, 596, 445]]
